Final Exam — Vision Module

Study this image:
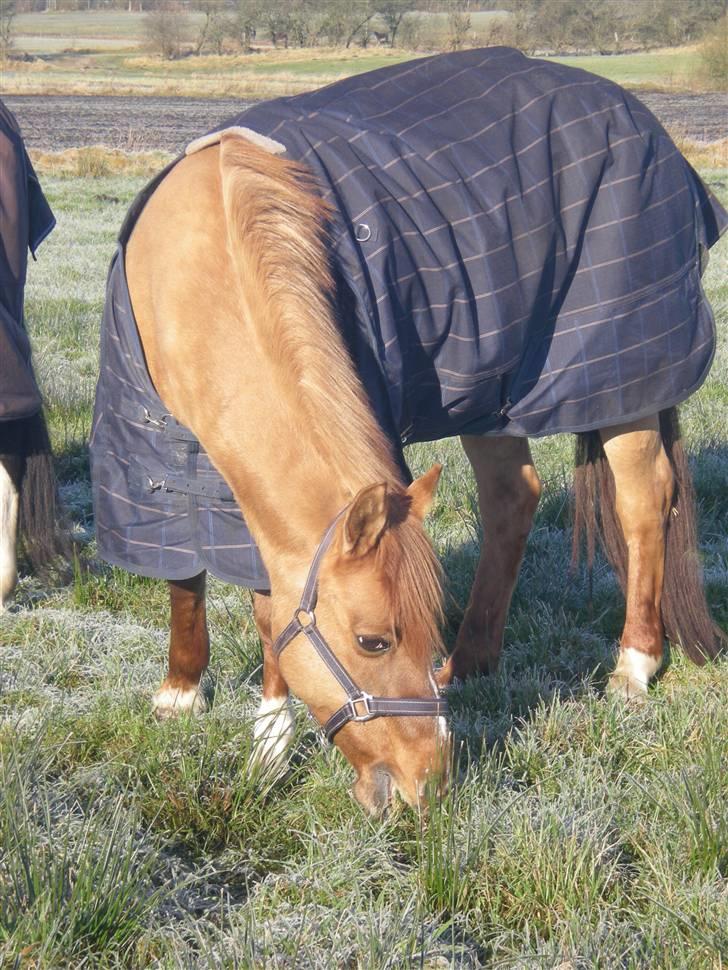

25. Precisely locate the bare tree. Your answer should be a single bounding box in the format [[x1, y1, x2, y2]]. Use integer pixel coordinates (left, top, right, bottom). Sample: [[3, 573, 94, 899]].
[[206, 12, 232, 54], [259, 0, 291, 48], [0, 0, 15, 55], [400, 13, 424, 48], [319, 0, 378, 48], [528, 0, 617, 53], [190, 0, 226, 55], [448, 4, 471, 50], [378, 0, 414, 46], [233, 0, 263, 51], [275, 0, 319, 47], [145, 1, 189, 59]]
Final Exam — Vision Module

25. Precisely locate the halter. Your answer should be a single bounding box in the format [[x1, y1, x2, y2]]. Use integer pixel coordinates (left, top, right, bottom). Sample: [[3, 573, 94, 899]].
[[273, 509, 448, 742]]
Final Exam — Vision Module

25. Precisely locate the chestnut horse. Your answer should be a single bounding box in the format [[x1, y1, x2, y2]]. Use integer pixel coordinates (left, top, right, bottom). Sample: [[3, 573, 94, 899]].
[[120, 134, 724, 812]]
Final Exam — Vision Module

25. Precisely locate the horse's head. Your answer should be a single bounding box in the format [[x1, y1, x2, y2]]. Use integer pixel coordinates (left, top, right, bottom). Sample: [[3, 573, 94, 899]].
[[274, 465, 450, 813]]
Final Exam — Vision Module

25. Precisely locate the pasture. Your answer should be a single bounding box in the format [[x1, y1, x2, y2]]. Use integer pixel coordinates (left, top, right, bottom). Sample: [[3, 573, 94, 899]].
[[0, 153, 726, 965], [1, 45, 710, 99], [0, 10, 716, 98]]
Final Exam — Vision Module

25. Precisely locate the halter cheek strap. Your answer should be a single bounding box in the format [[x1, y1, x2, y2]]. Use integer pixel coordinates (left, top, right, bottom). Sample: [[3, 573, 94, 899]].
[[272, 509, 448, 742]]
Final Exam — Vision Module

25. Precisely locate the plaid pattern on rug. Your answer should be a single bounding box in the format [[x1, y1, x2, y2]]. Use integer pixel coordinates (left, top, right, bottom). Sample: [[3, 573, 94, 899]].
[[91, 49, 727, 588]]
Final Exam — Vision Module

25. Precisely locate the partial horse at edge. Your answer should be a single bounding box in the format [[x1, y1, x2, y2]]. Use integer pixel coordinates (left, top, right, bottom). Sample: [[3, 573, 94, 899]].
[[0, 98, 65, 610]]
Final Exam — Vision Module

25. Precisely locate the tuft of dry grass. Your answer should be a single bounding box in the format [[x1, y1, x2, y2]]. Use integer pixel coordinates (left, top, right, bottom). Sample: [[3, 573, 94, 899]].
[[668, 135, 728, 170], [30, 146, 174, 178], [26, 134, 726, 183], [1, 72, 336, 99]]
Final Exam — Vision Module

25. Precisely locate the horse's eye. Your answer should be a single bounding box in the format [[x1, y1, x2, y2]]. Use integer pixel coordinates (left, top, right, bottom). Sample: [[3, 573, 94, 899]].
[[356, 635, 391, 654]]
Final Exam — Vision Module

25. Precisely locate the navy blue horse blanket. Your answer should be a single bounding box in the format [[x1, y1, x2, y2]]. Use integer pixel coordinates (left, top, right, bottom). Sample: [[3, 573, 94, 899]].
[[0, 99, 56, 422], [91, 47, 727, 589]]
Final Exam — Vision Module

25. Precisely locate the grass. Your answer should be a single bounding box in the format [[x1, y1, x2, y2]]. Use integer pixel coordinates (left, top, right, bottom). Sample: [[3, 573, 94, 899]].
[[0, 166, 726, 965], [12, 11, 161, 41], [0, 47, 417, 99], [551, 45, 707, 92]]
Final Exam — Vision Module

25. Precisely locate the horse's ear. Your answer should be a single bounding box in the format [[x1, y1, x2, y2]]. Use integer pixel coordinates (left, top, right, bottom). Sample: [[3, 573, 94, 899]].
[[343, 483, 389, 557], [407, 464, 442, 520]]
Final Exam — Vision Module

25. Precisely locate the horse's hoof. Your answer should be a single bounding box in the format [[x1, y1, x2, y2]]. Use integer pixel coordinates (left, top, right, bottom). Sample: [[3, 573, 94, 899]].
[[250, 697, 295, 774], [0, 566, 17, 612], [152, 684, 207, 720], [606, 671, 648, 702], [607, 646, 661, 701]]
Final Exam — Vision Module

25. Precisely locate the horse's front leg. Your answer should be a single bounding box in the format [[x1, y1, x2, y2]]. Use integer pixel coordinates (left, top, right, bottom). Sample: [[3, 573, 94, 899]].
[[250, 590, 295, 770], [438, 435, 542, 685], [0, 454, 21, 609], [152, 572, 209, 718], [600, 416, 674, 697]]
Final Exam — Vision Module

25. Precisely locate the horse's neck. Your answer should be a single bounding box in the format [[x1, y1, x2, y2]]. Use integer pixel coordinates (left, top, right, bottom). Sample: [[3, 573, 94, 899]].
[[211, 306, 399, 578], [211, 135, 403, 570], [128, 140, 402, 581]]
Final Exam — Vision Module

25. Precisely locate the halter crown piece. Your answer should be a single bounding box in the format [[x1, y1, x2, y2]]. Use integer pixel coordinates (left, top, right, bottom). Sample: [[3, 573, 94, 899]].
[[272, 508, 449, 742]]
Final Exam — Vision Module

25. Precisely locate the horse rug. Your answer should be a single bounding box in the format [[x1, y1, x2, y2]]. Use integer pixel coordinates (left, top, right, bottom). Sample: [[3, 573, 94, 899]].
[[90, 47, 728, 591], [0, 99, 56, 422]]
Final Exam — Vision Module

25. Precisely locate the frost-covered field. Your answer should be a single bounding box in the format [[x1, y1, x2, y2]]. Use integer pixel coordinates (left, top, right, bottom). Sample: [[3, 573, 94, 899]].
[[1, 173, 727, 968]]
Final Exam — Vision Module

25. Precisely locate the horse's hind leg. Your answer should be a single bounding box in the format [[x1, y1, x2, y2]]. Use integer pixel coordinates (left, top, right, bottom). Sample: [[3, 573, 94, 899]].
[[152, 572, 209, 718], [0, 454, 21, 609], [251, 590, 295, 770], [438, 435, 542, 684], [600, 417, 674, 697]]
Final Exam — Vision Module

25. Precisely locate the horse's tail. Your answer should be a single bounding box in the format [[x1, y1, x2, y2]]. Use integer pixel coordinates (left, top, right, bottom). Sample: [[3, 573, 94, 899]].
[[11, 411, 69, 572], [572, 406, 725, 665]]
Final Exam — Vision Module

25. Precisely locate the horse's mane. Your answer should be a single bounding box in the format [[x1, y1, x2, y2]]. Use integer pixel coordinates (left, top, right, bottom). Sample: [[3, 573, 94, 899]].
[[219, 135, 443, 660], [219, 134, 401, 494]]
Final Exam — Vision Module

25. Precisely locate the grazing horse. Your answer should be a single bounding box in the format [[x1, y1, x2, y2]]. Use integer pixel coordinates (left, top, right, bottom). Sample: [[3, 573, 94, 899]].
[[91, 49, 727, 813], [0, 100, 62, 609]]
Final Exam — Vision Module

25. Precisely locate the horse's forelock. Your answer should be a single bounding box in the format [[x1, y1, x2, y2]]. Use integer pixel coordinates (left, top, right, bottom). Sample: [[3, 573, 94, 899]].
[[379, 512, 444, 664]]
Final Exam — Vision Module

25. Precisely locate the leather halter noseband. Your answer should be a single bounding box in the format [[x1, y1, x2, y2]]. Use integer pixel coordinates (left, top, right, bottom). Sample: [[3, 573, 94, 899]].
[[272, 509, 448, 742]]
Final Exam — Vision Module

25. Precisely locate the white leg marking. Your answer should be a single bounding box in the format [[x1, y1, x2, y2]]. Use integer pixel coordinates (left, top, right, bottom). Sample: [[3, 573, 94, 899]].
[[251, 696, 295, 773], [0, 463, 19, 610], [152, 683, 207, 719], [608, 647, 661, 699]]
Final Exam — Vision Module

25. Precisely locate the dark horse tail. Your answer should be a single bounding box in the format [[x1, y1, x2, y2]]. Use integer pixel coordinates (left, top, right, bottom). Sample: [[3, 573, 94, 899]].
[[1, 410, 69, 572], [572, 406, 725, 665]]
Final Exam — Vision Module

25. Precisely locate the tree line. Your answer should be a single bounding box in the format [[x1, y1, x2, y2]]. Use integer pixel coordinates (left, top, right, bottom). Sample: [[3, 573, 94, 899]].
[[144, 1, 484, 58], [2, 0, 726, 60], [143, 0, 728, 59]]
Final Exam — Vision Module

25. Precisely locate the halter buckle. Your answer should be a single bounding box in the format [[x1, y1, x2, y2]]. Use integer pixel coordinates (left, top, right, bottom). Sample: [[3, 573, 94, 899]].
[[347, 692, 375, 722]]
